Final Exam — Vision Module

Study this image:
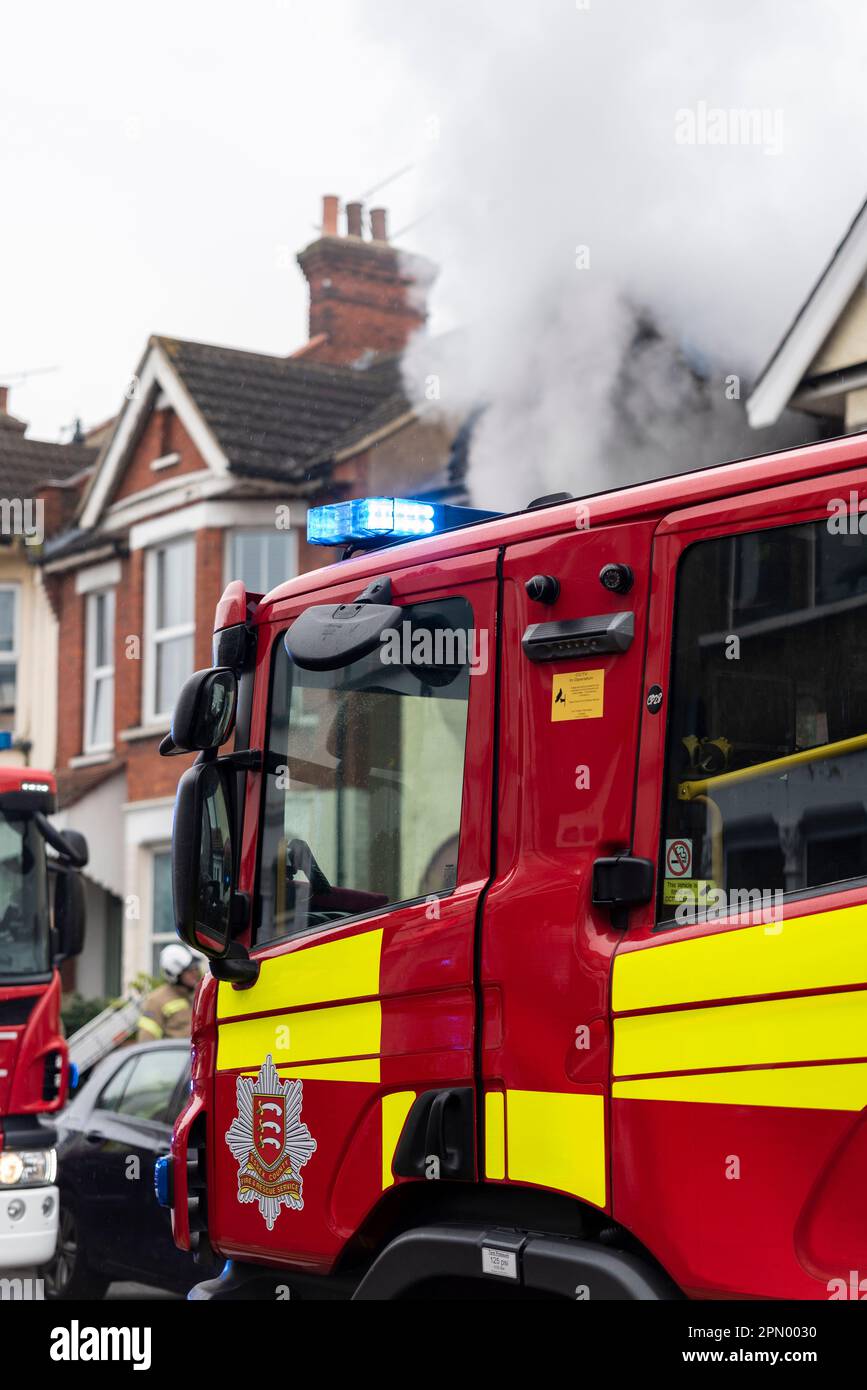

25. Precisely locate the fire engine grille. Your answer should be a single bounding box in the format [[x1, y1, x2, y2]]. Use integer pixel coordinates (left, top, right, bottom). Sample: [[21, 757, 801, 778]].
[[42, 1050, 63, 1102], [0, 995, 39, 1026]]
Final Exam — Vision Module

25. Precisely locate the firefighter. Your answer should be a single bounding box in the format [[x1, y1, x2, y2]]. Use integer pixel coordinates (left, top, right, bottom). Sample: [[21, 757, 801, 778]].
[[136, 944, 202, 1043]]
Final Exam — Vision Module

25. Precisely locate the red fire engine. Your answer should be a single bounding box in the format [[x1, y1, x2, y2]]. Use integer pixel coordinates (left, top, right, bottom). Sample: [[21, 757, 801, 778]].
[[158, 434, 867, 1299], [0, 766, 87, 1270]]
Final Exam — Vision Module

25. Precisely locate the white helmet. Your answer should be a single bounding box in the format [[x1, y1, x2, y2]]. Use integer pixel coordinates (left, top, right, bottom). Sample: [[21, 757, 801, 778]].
[[160, 942, 197, 985]]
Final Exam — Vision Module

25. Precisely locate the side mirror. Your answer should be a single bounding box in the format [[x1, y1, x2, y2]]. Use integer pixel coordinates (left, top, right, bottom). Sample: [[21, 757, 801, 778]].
[[54, 869, 86, 961], [173, 761, 236, 958], [163, 668, 237, 756], [33, 814, 88, 868], [59, 829, 88, 869]]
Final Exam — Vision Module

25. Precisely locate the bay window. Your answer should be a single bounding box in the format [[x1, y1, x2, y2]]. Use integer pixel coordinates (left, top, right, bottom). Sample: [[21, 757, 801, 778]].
[[84, 589, 115, 751], [0, 584, 19, 714], [146, 538, 195, 723], [228, 529, 297, 596]]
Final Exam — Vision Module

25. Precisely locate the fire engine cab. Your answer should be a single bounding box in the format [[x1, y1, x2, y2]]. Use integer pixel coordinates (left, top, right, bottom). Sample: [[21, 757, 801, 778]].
[[0, 767, 87, 1270], [160, 433, 867, 1300]]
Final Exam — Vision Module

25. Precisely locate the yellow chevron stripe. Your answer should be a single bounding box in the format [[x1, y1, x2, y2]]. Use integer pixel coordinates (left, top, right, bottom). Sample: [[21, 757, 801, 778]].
[[612, 902, 867, 1013], [506, 1090, 606, 1208], [217, 928, 383, 1020], [614, 988, 867, 1077], [217, 999, 381, 1072], [485, 1091, 506, 1180], [613, 1061, 867, 1111]]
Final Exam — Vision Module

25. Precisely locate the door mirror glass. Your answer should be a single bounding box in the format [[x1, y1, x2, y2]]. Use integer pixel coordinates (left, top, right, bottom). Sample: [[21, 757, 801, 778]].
[[173, 761, 234, 957], [170, 668, 237, 753], [53, 869, 86, 961]]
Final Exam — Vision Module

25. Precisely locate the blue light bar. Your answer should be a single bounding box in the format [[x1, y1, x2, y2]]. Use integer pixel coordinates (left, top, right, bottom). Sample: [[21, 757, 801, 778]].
[[307, 496, 500, 547]]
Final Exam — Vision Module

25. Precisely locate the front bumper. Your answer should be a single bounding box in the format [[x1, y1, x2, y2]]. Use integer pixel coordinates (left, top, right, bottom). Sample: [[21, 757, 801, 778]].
[[0, 1184, 58, 1270]]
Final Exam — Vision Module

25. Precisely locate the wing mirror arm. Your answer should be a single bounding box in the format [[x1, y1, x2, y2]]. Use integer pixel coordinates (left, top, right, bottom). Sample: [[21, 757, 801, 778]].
[[210, 937, 259, 986]]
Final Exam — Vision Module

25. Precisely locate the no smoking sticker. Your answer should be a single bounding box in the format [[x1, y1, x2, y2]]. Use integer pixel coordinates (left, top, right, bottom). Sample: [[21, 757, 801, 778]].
[[665, 838, 693, 878]]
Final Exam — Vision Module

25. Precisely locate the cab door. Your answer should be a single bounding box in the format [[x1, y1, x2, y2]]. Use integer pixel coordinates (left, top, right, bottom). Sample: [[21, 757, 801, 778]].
[[613, 463, 867, 1299], [209, 552, 498, 1271], [479, 515, 657, 1214]]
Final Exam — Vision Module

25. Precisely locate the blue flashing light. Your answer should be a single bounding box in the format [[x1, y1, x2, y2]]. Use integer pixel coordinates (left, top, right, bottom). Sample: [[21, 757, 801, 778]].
[[307, 496, 500, 547], [154, 1154, 173, 1208]]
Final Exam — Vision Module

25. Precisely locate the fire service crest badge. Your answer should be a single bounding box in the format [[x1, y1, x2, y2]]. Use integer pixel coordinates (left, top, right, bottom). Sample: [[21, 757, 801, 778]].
[[225, 1055, 317, 1229]]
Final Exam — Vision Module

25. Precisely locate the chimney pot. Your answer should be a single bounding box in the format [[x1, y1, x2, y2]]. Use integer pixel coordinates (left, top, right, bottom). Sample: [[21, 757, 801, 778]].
[[346, 201, 364, 238], [322, 194, 339, 237], [370, 207, 388, 242], [0, 386, 7, 414]]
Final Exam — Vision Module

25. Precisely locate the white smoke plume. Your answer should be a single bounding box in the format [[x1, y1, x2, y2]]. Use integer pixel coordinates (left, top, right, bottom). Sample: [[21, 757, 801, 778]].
[[360, 0, 867, 509]]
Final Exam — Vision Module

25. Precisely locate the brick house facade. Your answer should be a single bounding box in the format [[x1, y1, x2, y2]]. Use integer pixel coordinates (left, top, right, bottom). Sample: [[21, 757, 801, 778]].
[[41, 198, 464, 993]]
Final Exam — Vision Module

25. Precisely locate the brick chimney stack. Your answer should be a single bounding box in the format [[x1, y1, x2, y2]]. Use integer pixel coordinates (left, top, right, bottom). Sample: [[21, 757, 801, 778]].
[[296, 195, 437, 366], [0, 385, 27, 434]]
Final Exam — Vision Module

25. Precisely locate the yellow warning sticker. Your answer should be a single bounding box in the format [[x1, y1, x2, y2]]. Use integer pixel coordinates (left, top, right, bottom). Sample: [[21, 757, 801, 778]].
[[551, 669, 605, 722], [662, 878, 716, 906]]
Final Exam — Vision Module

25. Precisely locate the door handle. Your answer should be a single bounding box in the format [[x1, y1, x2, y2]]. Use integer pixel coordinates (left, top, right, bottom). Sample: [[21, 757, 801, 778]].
[[392, 1088, 475, 1180], [84, 1129, 106, 1144]]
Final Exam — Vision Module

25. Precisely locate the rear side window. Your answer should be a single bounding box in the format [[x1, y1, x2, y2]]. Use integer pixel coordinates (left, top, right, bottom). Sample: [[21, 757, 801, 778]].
[[96, 1050, 186, 1124], [257, 597, 473, 944], [659, 517, 867, 923], [96, 1056, 137, 1113], [115, 1049, 188, 1124]]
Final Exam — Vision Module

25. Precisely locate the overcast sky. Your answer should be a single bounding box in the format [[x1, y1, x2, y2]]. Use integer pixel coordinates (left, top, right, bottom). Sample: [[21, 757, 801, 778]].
[[1, 1, 432, 440]]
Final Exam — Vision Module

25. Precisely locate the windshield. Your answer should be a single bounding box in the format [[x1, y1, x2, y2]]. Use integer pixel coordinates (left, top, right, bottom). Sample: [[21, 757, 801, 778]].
[[257, 597, 473, 944], [0, 810, 51, 978]]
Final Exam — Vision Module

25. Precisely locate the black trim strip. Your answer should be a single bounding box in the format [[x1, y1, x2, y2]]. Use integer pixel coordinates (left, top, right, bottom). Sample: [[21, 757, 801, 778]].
[[472, 546, 506, 1181]]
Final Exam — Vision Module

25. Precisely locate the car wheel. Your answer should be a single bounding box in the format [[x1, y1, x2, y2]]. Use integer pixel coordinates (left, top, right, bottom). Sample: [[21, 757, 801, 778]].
[[43, 1202, 110, 1300]]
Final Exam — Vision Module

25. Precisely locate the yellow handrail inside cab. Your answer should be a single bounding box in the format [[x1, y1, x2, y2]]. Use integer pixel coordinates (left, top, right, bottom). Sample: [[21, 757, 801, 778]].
[[693, 794, 724, 884], [678, 730, 867, 802]]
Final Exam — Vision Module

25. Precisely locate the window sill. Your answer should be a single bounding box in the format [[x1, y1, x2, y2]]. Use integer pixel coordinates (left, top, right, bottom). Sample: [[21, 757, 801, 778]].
[[70, 751, 114, 768], [120, 723, 171, 743], [150, 452, 181, 472]]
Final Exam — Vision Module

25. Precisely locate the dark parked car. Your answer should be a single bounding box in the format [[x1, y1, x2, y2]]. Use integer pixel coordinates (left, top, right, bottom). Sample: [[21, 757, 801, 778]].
[[42, 1039, 217, 1298]]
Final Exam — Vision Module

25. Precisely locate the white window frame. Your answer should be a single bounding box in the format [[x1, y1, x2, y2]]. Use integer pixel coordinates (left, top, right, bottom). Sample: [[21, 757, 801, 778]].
[[149, 844, 175, 975], [0, 583, 20, 715], [83, 588, 116, 753], [225, 527, 298, 595], [144, 538, 195, 725]]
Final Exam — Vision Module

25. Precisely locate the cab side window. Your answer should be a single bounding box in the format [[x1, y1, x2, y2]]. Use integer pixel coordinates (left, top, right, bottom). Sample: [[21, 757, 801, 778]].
[[659, 517, 867, 921], [258, 597, 473, 944]]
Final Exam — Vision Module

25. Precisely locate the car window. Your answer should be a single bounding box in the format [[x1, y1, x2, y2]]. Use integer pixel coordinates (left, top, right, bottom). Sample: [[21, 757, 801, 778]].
[[95, 1055, 138, 1113], [166, 1064, 191, 1126], [115, 1050, 188, 1124]]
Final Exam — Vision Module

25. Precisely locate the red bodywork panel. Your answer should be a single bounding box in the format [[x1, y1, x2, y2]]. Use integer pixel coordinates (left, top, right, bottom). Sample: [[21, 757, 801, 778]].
[[0, 767, 68, 1132], [170, 432, 867, 1296], [0, 766, 56, 803], [0, 973, 67, 1121]]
